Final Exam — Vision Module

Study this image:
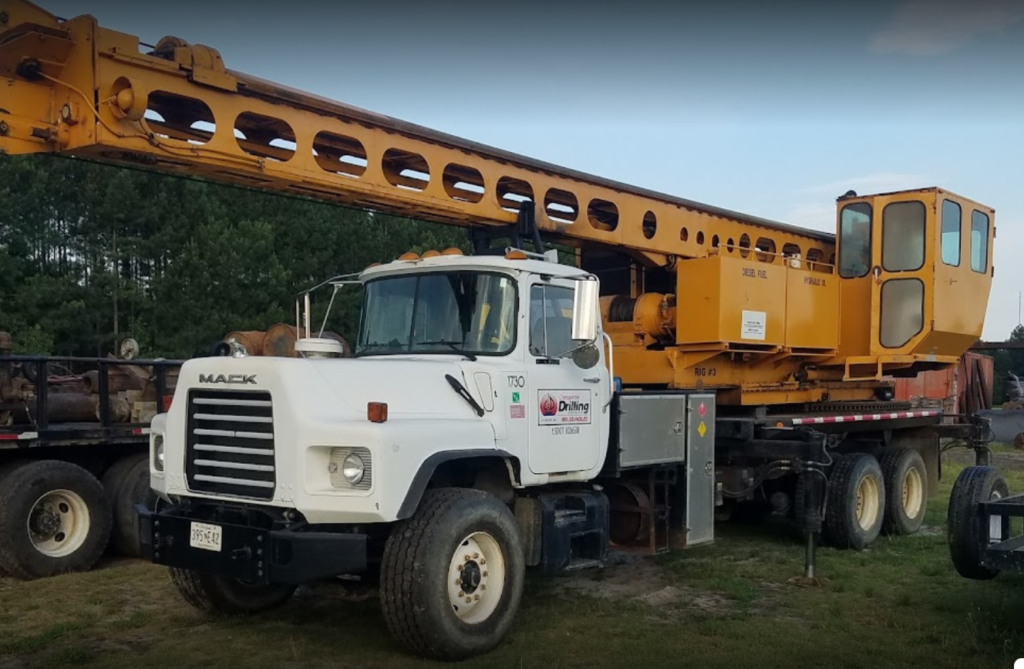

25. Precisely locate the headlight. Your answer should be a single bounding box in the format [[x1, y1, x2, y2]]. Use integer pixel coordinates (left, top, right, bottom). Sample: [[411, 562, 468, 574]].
[[153, 434, 165, 472], [342, 452, 364, 484]]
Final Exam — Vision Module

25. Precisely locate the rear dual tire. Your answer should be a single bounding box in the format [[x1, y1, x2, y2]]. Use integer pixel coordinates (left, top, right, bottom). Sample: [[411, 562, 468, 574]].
[[101, 453, 157, 558], [0, 460, 112, 579], [880, 447, 928, 536], [823, 448, 930, 550]]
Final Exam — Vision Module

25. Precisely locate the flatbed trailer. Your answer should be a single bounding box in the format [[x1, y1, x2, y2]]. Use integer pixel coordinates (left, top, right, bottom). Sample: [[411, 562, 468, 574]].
[[948, 463, 1024, 580], [0, 350, 182, 579]]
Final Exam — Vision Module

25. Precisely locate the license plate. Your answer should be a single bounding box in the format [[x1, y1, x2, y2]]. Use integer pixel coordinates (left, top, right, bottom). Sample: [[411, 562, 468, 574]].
[[189, 521, 223, 552]]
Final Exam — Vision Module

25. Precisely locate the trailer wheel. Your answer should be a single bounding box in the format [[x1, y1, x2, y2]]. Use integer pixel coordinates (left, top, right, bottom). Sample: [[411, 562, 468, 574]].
[[169, 568, 297, 614], [102, 453, 156, 557], [824, 453, 886, 550], [0, 460, 112, 579], [880, 447, 928, 536], [380, 488, 525, 661], [948, 465, 1008, 580]]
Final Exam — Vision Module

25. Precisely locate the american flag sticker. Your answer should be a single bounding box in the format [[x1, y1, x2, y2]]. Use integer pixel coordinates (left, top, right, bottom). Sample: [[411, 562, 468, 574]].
[[510, 404, 525, 419]]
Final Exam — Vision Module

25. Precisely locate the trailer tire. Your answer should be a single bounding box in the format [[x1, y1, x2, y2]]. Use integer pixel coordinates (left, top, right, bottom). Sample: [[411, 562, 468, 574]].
[[380, 488, 525, 662], [0, 460, 26, 579], [103, 454, 156, 558], [880, 447, 928, 536], [0, 460, 112, 580], [169, 568, 297, 614], [948, 465, 1008, 580], [824, 453, 885, 550]]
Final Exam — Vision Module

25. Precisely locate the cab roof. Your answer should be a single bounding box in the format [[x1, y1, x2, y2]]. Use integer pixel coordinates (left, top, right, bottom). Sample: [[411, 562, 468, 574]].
[[359, 253, 586, 281]]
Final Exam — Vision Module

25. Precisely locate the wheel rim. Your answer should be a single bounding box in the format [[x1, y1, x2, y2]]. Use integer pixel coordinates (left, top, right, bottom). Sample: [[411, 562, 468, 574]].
[[26, 489, 91, 558], [989, 488, 1004, 542], [855, 475, 880, 531], [901, 467, 924, 519], [447, 531, 506, 625]]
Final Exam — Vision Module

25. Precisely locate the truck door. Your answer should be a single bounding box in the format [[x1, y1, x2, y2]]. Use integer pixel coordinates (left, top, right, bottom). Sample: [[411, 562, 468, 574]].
[[526, 278, 605, 475]]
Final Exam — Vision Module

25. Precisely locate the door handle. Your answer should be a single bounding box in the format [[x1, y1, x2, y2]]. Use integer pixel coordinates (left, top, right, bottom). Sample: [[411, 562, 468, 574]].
[[583, 377, 601, 383]]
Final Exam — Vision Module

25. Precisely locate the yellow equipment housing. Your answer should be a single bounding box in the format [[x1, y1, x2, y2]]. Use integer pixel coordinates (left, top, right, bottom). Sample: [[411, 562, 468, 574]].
[[0, 0, 996, 407]]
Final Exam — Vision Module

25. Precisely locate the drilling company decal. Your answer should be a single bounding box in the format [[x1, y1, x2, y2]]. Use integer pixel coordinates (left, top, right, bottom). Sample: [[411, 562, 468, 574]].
[[537, 390, 591, 425]]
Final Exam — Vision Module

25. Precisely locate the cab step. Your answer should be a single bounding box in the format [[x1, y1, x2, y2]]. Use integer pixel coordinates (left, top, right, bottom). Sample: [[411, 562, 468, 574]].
[[535, 491, 610, 572]]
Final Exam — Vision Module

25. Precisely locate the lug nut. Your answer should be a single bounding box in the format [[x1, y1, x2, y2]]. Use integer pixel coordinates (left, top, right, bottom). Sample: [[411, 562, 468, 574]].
[[458, 591, 465, 598], [474, 595, 480, 601], [464, 554, 471, 561], [481, 585, 487, 591], [465, 597, 472, 604], [483, 571, 488, 577], [480, 559, 486, 565], [457, 564, 464, 571], [473, 553, 479, 559]]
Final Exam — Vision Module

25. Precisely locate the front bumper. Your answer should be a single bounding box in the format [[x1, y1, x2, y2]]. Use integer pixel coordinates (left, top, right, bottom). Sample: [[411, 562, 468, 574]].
[[137, 504, 367, 585]]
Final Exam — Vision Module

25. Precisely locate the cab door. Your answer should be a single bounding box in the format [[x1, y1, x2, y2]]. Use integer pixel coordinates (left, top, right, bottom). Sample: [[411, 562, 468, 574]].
[[868, 197, 931, 355], [525, 278, 605, 475]]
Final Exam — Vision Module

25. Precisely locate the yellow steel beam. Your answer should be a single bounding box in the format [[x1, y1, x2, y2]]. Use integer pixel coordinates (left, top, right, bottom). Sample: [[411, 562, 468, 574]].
[[0, 0, 835, 267]]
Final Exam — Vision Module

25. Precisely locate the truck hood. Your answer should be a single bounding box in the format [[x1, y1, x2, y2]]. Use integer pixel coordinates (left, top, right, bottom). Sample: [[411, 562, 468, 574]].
[[309, 356, 484, 420], [173, 355, 489, 423]]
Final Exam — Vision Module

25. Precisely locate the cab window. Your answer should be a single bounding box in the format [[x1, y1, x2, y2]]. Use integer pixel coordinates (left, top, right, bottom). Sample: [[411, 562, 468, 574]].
[[838, 203, 871, 278], [941, 200, 961, 266], [530, 284, 574, 358], [882, 201, 925, 272], [971, 210, 989, 273]]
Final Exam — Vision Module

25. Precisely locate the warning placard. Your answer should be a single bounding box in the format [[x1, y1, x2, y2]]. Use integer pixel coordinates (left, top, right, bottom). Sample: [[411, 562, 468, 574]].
[[741, 310, 767, 341]]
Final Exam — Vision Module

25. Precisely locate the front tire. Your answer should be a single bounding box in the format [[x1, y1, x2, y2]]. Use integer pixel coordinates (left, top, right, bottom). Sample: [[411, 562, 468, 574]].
[[824, 453, 886, 550], [169, 568, 297, 614], [0, 460, 112, 579], [880, 447, 928, 536], [947, 465, 1008, 580], [380, 488, 525, 661]]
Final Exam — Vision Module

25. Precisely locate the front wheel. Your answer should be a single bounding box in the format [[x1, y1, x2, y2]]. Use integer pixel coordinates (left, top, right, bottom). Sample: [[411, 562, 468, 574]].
[[380, 488, 525, 661], [169, 568, 297, 614]]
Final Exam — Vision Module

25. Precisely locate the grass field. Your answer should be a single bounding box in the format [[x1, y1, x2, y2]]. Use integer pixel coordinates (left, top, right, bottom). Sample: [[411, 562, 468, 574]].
[[3, 449, 1024, 669]]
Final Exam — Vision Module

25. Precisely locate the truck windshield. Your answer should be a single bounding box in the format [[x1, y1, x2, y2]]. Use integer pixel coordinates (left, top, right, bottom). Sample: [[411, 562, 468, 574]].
[[355, 271, 517, 356]]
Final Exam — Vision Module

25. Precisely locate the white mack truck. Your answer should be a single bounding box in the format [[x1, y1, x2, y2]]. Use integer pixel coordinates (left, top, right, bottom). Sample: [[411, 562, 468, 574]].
[[139, 248, 718, 662]]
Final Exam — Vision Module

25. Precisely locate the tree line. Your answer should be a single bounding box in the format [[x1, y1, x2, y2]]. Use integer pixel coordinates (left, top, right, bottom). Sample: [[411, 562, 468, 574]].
[[2, 154, 1022, 406], [0, 155, 466, 359]]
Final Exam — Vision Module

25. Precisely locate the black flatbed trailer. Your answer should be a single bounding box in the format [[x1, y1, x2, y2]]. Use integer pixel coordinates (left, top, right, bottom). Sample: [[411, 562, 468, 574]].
[[0, 354, 183, 580]]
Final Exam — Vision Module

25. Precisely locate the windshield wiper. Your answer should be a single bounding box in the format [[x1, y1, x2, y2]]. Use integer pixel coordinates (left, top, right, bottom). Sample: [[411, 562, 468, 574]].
[[418, 340, 477, 361], [445, 374, 485, 417]]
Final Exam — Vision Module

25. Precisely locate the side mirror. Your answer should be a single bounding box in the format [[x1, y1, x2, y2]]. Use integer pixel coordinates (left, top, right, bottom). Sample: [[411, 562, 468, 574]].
[[571, 278, 600, 343]]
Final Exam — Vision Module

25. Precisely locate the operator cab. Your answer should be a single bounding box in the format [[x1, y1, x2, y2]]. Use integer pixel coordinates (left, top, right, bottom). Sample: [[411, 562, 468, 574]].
[[835, 188, 994, 375]]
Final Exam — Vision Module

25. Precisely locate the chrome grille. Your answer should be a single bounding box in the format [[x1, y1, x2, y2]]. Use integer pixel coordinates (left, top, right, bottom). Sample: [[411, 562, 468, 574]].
[[185, 389, 275, 500]]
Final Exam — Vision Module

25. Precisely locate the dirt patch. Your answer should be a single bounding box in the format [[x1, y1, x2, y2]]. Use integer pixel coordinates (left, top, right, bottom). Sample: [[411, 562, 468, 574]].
[[550, 552, 734, 615]]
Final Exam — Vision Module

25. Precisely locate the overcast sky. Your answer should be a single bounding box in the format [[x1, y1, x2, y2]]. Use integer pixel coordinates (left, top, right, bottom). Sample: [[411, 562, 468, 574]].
[[44, 0, 1024, 339]]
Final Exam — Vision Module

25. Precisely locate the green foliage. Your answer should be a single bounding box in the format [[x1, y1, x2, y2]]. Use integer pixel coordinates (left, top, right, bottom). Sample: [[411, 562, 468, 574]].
[[0, 155, 467, 359]]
